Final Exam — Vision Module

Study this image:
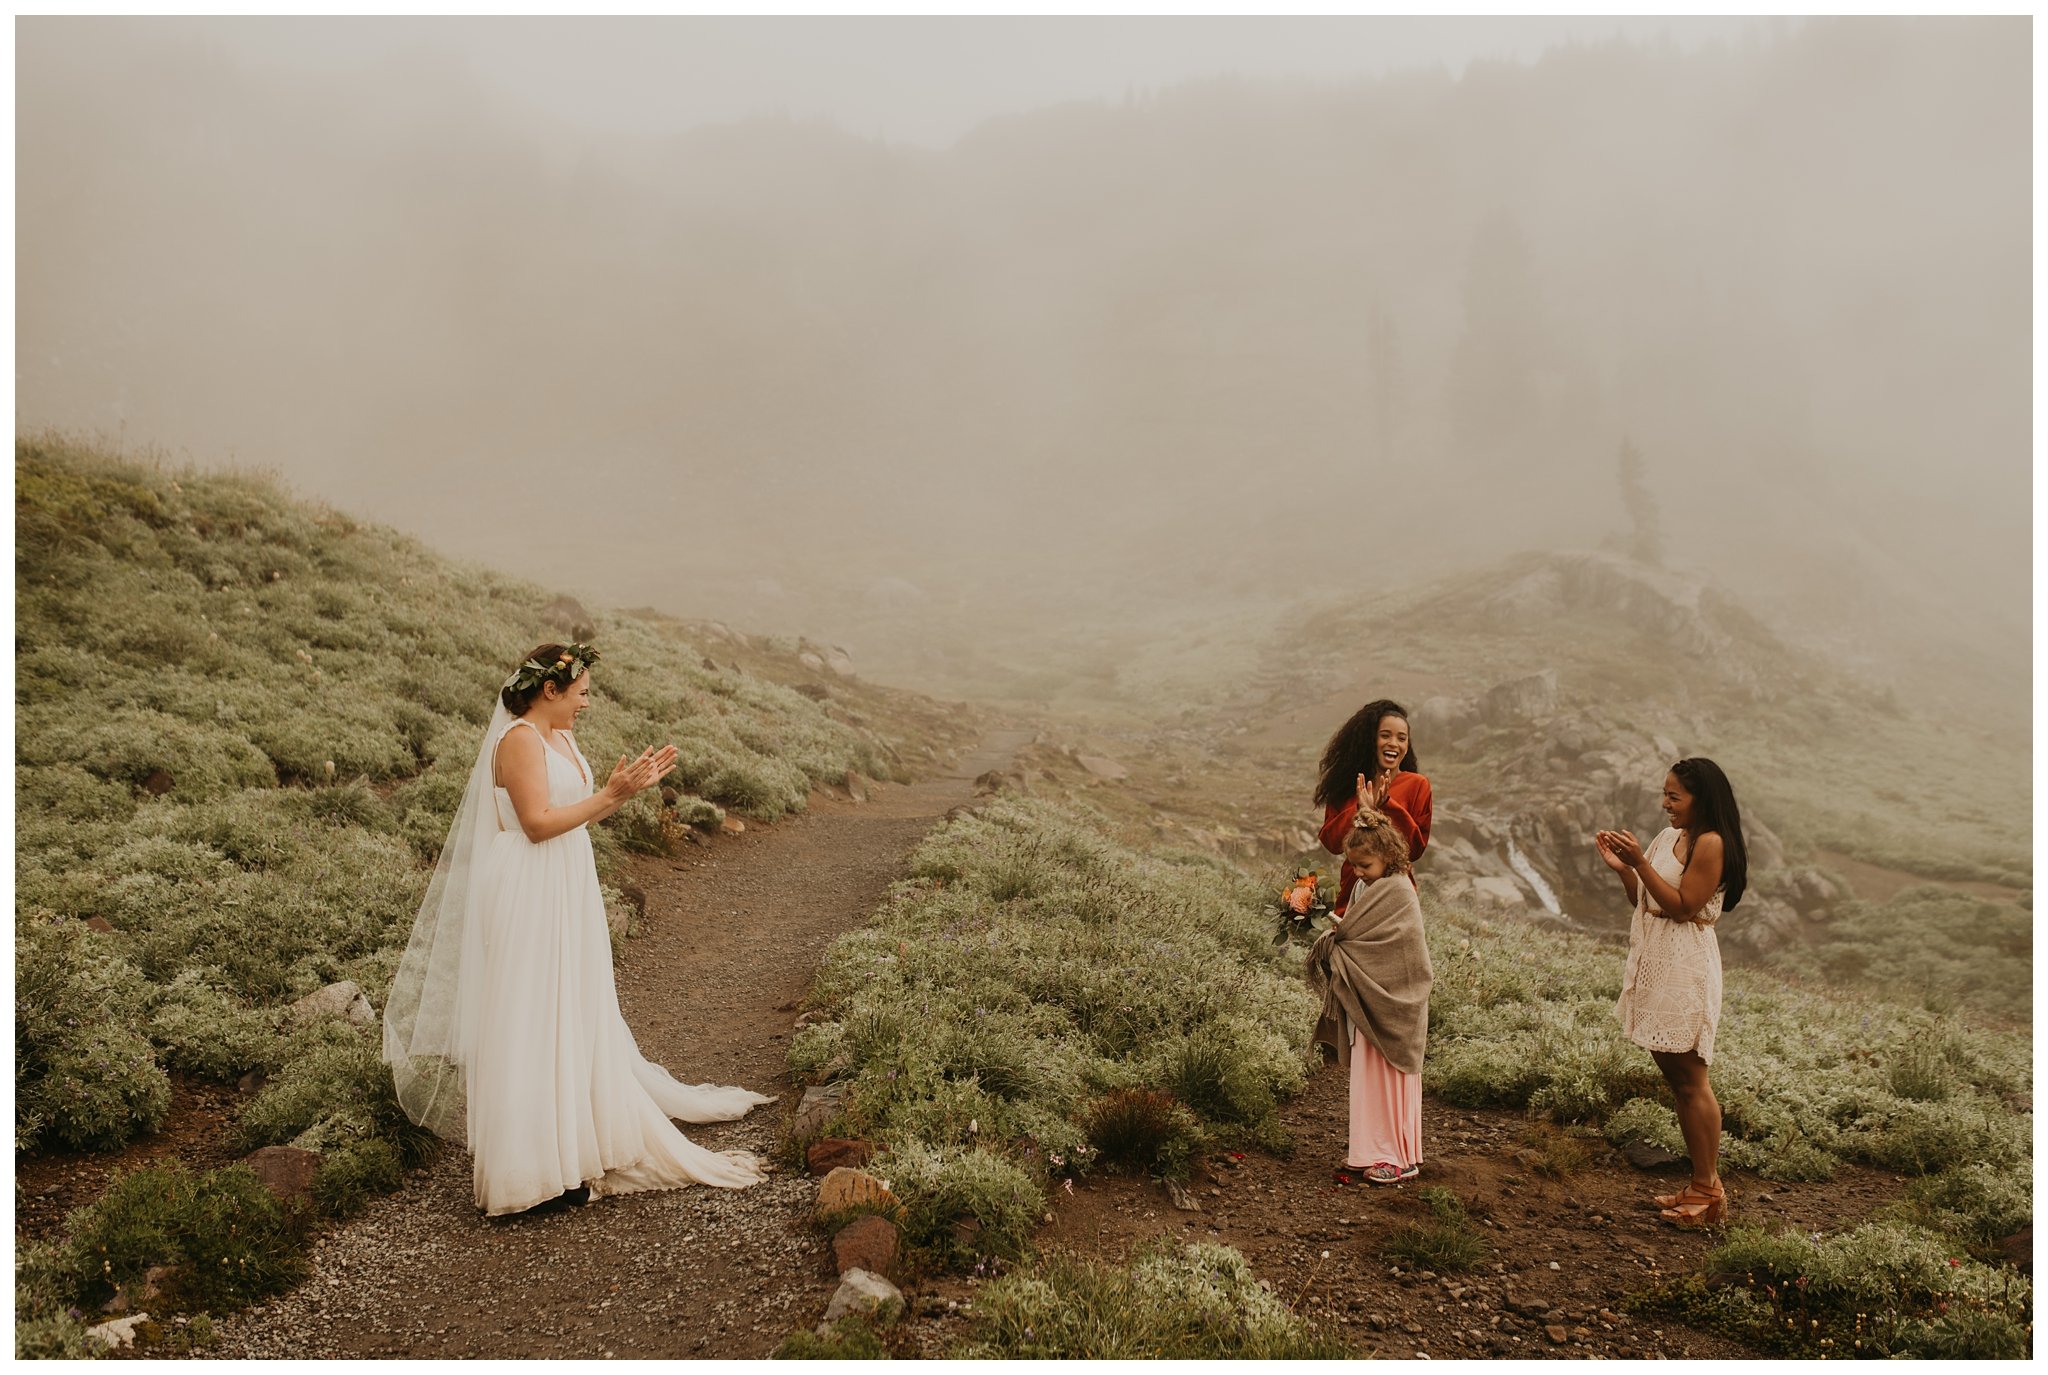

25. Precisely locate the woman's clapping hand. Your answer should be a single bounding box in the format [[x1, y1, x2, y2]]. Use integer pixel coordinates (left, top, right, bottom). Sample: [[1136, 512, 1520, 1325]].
[[1594, 829, 1643, 872], [604, 745, 679, 803]]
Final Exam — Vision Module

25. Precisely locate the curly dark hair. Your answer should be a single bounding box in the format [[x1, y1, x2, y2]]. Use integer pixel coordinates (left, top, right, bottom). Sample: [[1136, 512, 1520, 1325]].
[[1670, 756, 1748, 911], [1313, 698, 1418, 809]]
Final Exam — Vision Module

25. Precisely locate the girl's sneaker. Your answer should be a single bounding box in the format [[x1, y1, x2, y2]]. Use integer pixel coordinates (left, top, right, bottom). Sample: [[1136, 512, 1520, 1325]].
[[1364, 1162, 1420, 1185]]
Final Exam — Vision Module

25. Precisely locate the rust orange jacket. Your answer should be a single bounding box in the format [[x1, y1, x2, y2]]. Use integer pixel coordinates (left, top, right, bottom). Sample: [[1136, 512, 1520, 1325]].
[[1320, 771, 1432, 915]]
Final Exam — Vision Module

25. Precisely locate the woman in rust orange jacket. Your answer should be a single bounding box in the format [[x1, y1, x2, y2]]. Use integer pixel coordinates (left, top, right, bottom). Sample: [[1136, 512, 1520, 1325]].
[[1315, 699, 1431, 915]]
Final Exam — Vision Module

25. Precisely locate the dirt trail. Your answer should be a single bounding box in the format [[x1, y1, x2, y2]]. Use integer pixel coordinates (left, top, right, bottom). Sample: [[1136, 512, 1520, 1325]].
[[206, 729, 1031, 1361]]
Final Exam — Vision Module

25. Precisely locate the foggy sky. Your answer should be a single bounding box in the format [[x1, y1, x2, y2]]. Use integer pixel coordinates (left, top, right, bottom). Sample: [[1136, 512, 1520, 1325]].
[[13, 17, 2031, 713], [128, 17, 1773, 150]]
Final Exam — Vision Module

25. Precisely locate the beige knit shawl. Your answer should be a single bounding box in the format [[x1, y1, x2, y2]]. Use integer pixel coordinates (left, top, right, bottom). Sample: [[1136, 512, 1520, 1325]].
[[1307, 876, 1433, 1075]]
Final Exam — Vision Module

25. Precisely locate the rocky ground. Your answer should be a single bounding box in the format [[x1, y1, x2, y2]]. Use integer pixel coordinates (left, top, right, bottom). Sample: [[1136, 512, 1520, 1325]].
[[897, 1070, 1913, 1359]]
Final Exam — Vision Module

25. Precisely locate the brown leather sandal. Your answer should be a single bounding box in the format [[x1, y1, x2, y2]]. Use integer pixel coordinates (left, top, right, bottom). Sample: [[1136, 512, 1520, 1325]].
[[1658, 1179, 1727, 1228]]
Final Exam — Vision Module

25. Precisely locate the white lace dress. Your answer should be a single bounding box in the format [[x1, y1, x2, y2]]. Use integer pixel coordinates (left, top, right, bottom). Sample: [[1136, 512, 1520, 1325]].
[[467, 719, 771, 1215], [1614, 827, 1724, 1064]]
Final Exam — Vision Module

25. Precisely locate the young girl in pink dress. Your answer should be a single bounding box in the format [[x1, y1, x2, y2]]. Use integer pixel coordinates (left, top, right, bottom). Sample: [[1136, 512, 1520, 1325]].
[[1308, 808, 1433, 1185]]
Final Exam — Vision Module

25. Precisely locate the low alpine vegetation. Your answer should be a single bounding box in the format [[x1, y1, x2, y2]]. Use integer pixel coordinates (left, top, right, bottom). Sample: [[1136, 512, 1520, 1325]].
[[788, 797, 1318, 1270]]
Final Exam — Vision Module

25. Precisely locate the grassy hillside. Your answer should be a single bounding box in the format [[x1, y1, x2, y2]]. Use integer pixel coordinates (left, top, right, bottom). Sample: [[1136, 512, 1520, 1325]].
[[13, 436, 979, 1354]]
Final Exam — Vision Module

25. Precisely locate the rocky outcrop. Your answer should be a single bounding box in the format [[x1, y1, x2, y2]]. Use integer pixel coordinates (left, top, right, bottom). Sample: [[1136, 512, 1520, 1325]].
[[288, 981, 375, 1027], [1411, 672, 1812, 947]]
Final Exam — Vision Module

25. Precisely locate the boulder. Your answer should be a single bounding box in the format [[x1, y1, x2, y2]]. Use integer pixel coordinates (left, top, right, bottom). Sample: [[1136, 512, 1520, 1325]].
[[823, 646, 857, 678], [816, 1168, 901, 1223], [831, 1215, 901, 1278], [1074, 754, 1130, 783], [1481, 670, 1558, 726], [1414, 695, 1479, 745], [288, 981, 375, 1027], [843, 771, 870, 804], [806, 1138, 877, 1175], [1468, 877, 1530, 908], [797, 652, 827, 673], [820, 1268, 904, 1329], [242, 1146, 323, 1204], [791, 1083, 849, 1143], [719, 816, 746, 836], [539, 595, 595, 642]]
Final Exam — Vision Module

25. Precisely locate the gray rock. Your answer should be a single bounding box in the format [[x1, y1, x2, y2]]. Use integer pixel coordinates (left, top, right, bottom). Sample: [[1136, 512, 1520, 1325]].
[[820, 1268, 904, 1328], [1481, 670, 1558, 726], [790, 1083, 849, 1143], [1619, 1139, 1687, 1172], [1415, 695, 1479, 745], [288, 981, 375, 1027], [1163, 1178, 1202, 1212], [1074, 754, 1130, 783]]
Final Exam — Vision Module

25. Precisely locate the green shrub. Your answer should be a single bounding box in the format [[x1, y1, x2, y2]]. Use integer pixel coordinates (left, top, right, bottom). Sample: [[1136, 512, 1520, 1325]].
[[13, 1311, 93, 1361], [1382, 1187, 1488, 1273], [148, 969, 282, 1080], [871, 1141, 1042, 1271], [792, 798, 1315, 1274], [1893, 1163, 2033, 1253], [1084, 1088, 1201, 1178], [1162, 1025, 1277, 1128], [237, 1020, 437, 1169], [957, 1240, 1348, 1359], [773, 1316, 892, 1360], [311, 1138, 405, 1219], [43, 1162, 308, 1316], [15, 911, 171, 1150], [1641, 1221, 2036, 1359]]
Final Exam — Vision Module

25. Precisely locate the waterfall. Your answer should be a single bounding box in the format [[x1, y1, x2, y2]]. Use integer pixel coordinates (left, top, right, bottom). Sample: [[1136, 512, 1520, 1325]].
[[1506, 838, 1564, 917]]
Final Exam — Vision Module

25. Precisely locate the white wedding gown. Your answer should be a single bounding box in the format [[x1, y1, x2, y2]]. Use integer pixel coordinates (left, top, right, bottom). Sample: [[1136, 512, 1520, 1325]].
[[467, 719, 771, 1215]]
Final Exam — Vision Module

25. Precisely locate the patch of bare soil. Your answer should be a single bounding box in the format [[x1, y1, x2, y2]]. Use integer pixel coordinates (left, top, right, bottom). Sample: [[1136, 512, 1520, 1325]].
[[15, 1079, 249, 1243], [199, 729, 1031, 1361], [899, 1062, 1913, 1359], [1813, 847, 2021, 905]]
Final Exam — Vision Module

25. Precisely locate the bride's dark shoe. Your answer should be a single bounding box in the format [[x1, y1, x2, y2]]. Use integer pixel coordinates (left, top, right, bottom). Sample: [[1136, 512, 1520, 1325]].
[[498, 1185, 591, 1219]]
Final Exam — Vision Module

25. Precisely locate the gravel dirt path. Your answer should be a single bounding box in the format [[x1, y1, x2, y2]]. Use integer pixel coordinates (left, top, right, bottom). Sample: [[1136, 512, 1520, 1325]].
[[205, 729, 1031, 1360]]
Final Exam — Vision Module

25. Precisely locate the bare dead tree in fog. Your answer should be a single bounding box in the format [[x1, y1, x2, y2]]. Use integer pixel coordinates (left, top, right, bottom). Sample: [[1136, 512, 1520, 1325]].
[[1618, 437, 1661, 567]]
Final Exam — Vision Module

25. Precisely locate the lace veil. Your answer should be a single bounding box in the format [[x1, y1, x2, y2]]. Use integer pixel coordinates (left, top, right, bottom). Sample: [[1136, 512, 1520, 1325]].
[[382, 699, 517, 1143]]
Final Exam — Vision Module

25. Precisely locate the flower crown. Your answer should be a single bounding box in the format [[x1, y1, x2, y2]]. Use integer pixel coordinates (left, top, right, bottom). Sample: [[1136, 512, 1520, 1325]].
[[502, 643, 600, 697]]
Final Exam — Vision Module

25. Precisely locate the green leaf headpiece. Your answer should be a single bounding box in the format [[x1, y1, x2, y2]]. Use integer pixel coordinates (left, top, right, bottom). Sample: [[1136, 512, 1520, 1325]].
[[502, 642, 600, 697]]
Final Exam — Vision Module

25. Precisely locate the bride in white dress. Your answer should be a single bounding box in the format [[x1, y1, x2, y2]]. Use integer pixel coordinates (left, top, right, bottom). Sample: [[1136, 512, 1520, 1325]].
[[383, 642, 772, 1216]]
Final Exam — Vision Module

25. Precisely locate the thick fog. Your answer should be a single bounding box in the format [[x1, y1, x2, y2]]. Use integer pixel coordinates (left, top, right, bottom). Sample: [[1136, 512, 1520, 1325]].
[[16, 18, 2030, 716]]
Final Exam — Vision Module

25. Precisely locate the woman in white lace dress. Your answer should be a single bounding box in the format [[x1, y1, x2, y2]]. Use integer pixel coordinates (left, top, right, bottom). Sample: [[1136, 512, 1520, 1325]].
[[1595, 757, 1749, 1228], [383, 643, 773, 1217]]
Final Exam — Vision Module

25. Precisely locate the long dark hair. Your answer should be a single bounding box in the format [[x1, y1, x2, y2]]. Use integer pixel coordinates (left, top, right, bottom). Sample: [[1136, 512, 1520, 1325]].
[[1670, 756, 1747, 911], [1314, 698, 1418, 809]]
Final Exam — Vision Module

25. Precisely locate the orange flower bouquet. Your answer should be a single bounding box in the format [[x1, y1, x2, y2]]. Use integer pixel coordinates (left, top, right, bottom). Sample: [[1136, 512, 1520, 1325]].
[[1272, 869, 1334, 945]]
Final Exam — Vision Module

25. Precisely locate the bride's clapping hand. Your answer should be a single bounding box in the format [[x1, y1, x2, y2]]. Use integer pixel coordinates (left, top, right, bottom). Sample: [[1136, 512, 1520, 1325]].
[[604, 745, 680, 802]]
